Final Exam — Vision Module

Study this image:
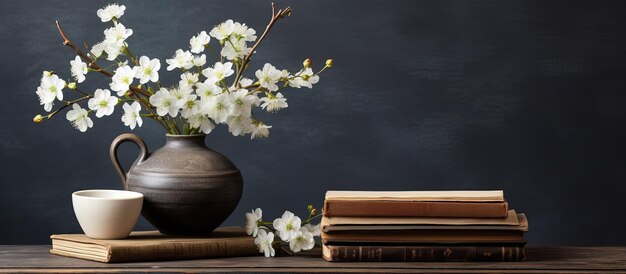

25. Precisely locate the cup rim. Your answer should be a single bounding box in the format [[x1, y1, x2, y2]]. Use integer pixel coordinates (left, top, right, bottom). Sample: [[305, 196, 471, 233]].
[[72, 189, 143, 200]]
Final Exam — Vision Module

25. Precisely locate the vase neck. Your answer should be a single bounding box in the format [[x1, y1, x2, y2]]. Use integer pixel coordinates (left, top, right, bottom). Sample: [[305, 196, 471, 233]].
[[165, 134, 207, 148]]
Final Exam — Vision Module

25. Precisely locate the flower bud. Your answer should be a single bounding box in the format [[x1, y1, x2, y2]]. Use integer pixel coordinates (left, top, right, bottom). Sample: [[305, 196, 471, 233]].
[[67, 82, 77, 90], [42, 71, 53, 77], [33, 114, 44, 123], [325, 59, 334, 68], [311, 208, 317, 215], [303, 58, 311, 68], [307, 204, 313, 212], [301, 74, 310, 81]]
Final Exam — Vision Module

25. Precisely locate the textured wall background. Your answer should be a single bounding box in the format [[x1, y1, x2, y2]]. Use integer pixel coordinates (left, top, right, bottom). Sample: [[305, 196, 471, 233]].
[[1, 0, 626, 244]]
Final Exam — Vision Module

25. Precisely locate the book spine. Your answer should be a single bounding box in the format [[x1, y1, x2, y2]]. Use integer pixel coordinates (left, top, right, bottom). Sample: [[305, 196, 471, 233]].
[[324, 245, 525, 262], [324, 200, 508, 218], [107, 239, 259, 262]]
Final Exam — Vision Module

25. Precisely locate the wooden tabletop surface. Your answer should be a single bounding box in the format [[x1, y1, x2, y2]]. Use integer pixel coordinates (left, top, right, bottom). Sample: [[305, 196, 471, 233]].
[[1, 245, 626, 273]]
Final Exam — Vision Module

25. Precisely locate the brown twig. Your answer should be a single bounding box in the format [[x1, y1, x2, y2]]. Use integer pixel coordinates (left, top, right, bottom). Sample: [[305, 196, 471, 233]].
[[55, 21, 110, 75], [233, 3, 292, 87], [47, 95, 93, 119]]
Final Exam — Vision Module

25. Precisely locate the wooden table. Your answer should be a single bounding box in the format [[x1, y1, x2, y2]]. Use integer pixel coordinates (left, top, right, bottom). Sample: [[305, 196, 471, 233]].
[[1, 245, 626, 273]]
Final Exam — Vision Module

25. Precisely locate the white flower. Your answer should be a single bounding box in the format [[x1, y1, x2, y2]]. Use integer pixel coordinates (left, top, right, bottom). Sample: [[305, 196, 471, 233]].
[[201, 93, 232, 123], [260, 92, 288, 112], [104, 43, 124, 61], [272, 211, 302, 241], [254, 230, 275, 258], [195, 81, 222, 99], [245, 208, 263, 237], [65, 104, 93, 132], [104, 41, 124, 61], [239, 77, 254, 87], [133, 56, 160, 84], [187, 114, 215, 134], [110, 65, 135, 96], [189, 31, 211, 54], [169, 84, 193, 106], [221, 38, 250, 60], [121, 101, 142, 130], [90, 41, 107, 58], [87, 89, 118, 118], [166, 49, 194, 71], [202, 62, 234, 85], [149, 88, 182, 117], [179, 72, 199, 88], [226, 115, 253, 136], [302, 223, 321, 237], [232, 22, 257, 42], [103, 23, 133, 61], [288, 227, 315, 253], [289, 68, 319, 89], [192, 54, 206, 67], [251, 123, 271, 140], [229, 89, 258, 116], [104, 23, 133, 43], [69, 56, 88, 83], [210, 20, 256, 42], [209, 19, 235, 41], [255, 63, 283, 91], [97, 4, 126, 22], [36, 74, 65, 112], [180, 94, 199, 118]]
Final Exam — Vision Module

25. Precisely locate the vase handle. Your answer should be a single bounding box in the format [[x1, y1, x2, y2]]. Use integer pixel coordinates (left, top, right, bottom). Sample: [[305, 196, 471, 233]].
[[109, 133, 149, 190]]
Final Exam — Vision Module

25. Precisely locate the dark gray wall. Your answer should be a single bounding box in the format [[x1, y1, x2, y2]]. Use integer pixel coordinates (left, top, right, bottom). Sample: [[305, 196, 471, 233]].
[[1, 0, 626, 244]]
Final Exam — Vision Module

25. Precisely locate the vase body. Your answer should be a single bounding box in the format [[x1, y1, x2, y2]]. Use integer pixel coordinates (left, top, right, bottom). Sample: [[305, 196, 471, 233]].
[[110, 133, 243, 235]]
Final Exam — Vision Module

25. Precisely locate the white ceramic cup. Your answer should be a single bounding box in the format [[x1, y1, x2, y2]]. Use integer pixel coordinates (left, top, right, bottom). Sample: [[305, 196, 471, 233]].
[[72, 189, 143, 239]]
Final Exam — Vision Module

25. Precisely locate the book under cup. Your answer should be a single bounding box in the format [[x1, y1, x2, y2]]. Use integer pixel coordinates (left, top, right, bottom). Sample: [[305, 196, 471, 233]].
[[50, 227, 258, 263]]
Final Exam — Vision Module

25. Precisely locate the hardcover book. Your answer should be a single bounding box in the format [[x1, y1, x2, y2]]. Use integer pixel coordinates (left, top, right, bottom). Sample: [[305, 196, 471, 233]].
[[325, 190, 505, 202], [323, 200, 509, 218], [321, 230, 526, 244], [50, 227, 259, 263], [321, 214, 528, 244], [322, 243, 526, 262], [324, 190, 508, 218], [322, 210, 520, 232]]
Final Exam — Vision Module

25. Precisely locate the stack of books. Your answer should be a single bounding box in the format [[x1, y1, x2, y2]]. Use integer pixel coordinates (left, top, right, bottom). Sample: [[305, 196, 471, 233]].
[[321, 190, 528, 262]]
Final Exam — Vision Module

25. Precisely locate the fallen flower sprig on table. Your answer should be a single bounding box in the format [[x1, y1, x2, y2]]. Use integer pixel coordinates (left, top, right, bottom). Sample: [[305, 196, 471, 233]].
[[246, 205, 321, 257]]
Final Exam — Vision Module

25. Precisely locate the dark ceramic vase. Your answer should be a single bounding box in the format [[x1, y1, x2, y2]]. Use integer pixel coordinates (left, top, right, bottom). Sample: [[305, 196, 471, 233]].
[[109, 133, 243, 235]]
